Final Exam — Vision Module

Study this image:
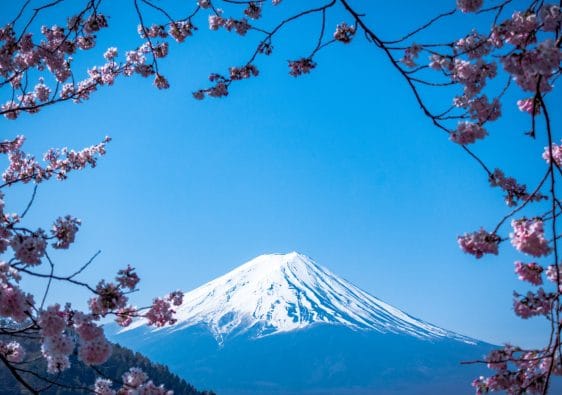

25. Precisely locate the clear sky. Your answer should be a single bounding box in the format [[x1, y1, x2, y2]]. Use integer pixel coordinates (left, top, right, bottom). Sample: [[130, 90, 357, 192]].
[[3, 0, 560, 348]]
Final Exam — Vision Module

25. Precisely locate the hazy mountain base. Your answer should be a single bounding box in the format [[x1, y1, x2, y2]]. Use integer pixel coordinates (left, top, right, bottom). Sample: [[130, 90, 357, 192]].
[[0, 336, 215, 395], [111, 323, 496, 395]]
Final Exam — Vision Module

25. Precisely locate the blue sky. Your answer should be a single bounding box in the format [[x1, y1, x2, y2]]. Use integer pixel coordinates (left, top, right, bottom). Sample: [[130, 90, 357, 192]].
[[3, 0, 560, 348]]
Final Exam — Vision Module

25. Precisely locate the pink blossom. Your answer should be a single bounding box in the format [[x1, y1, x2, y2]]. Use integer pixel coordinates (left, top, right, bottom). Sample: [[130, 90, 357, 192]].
[[450, 122, 487, 144], [489, 168, 546, 206], [145, 297, 176, 327], [542, 141, 562, 166], [209, 15, 224, 31], [514, 261, 543, 285], [229, 64, 259, 80], [451, 59, 497, 98], [152, 42, 169, 59], [334, 23, 356, 44], [46, 354, 70, 373], [400, 44, 421, 68], [510, 218, 551, 257], [89, 281, 128, 317], [457, 228, 500, 258], [41, 333, 74, 357], [198, 0, 211, 9], [103, 47, 118, 60], [501, 40, 559, 92], [115, 306, 136, 327], [517, 98, 540, 115], [2, 101, 19, 120], [39, 304, 67, 336], [192, 90, 205, 100], [0, 341, 26, 363], [224, 18, 251, 35], [539, 5, 562, 32], [122, 367, 148, 387], [169, 21, 195, 43], [10, 232, 47, 265], [51, 215, 81, 249], [0, 283, 33, 322], [168, 290, 184, 306], [545, 265, 562, 286], [75, 321, 104, 342], [208, 82, 228, 98], [244, 3, 262, 20], [116, 266, 140, 290], [258, 42, 273, 56], [34, 80, 51, 102], [456, 0, 483, 13], [455, 31, 492, 59], [94, 378, 115, 395], [78, 336, 112, 365], [513, 289, 554, 319], [154, 74, 170, 90], [138, 24, 167, 39], [0, 136, 25, 154], [288, 58, 316, 77]]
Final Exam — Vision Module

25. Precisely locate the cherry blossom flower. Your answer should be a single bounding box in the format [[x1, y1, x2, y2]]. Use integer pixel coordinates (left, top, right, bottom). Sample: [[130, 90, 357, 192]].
[[457, 0, 483, 13], [94, 378, 116, 395], [78, 335, 112, 365], [145, 297, 177, 327], [51, 215, 81, 249], [10, 232, 47, 265], [450, 122, 488, 144], [517, 98, 540, 115], [244, 3, 262, 20], [513, 288, 554, 319], [401, 44, 421, 68], [0, 283, 33, 322], [116, 266, 140, 290], [288, 58, 316, 77], [455, 31, 492, 59], [334, 23, 356, 44], [154, 74, 170, 89], [169, 21, 195, 42], [510, 218, 551, 257], [514, 261, 543, 286], [539, 4, 562, 32], [457, 228, 500, 258], [542, 141, 562, 166], [39, 304, 67, 336], [545, 265, 562, 290], [229, 64, 259, 80], [0, 341, 26, 363], [489, 169, 546, 206]]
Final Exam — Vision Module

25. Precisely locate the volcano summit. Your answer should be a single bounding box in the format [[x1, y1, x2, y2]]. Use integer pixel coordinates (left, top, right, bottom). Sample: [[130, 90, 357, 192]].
[[112, 252, 492, 395]]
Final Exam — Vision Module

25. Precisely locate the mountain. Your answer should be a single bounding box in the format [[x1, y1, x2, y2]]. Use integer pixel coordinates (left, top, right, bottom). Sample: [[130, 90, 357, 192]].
[[0, 338, 215, 395], [110, 252, 494, 394]]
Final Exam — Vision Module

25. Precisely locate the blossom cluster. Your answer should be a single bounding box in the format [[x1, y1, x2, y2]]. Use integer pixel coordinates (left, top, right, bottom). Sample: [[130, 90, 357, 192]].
[[489, 169, 546, 207], [95, 367, 172, 395], [510, 218, 551, 258], [473, 345, 561, 394], [288, 58, 317, 77], [457, 228, 500, 258], [3, 135, 111, 184]]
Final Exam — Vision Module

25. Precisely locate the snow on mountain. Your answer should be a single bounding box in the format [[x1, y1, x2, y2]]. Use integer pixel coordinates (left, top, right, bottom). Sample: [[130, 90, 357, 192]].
[[123, 252, 473, 344]]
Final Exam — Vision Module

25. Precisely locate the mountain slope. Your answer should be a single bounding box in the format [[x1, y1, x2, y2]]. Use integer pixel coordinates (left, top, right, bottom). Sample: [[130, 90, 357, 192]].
[[112, 252, 494, 394], [124, 252, 472, 344], [0, 338, 215, 395]]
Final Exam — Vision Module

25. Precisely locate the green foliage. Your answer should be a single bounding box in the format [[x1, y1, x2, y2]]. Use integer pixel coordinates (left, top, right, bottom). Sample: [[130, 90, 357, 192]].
[[0, 335, 215, 395]]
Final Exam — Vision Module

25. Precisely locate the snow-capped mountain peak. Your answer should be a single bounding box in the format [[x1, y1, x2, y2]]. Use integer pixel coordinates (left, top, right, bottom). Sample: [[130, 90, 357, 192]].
[[124, 252, 472, 343]]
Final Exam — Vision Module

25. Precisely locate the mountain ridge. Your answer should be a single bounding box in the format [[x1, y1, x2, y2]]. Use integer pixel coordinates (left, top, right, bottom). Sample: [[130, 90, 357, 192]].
[[123, 252, 475, 345], [110, 252, 495, 394]]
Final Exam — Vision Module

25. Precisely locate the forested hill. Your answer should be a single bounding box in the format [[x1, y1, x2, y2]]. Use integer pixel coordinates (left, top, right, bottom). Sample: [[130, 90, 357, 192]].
[[0, 339, 215, 395]]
